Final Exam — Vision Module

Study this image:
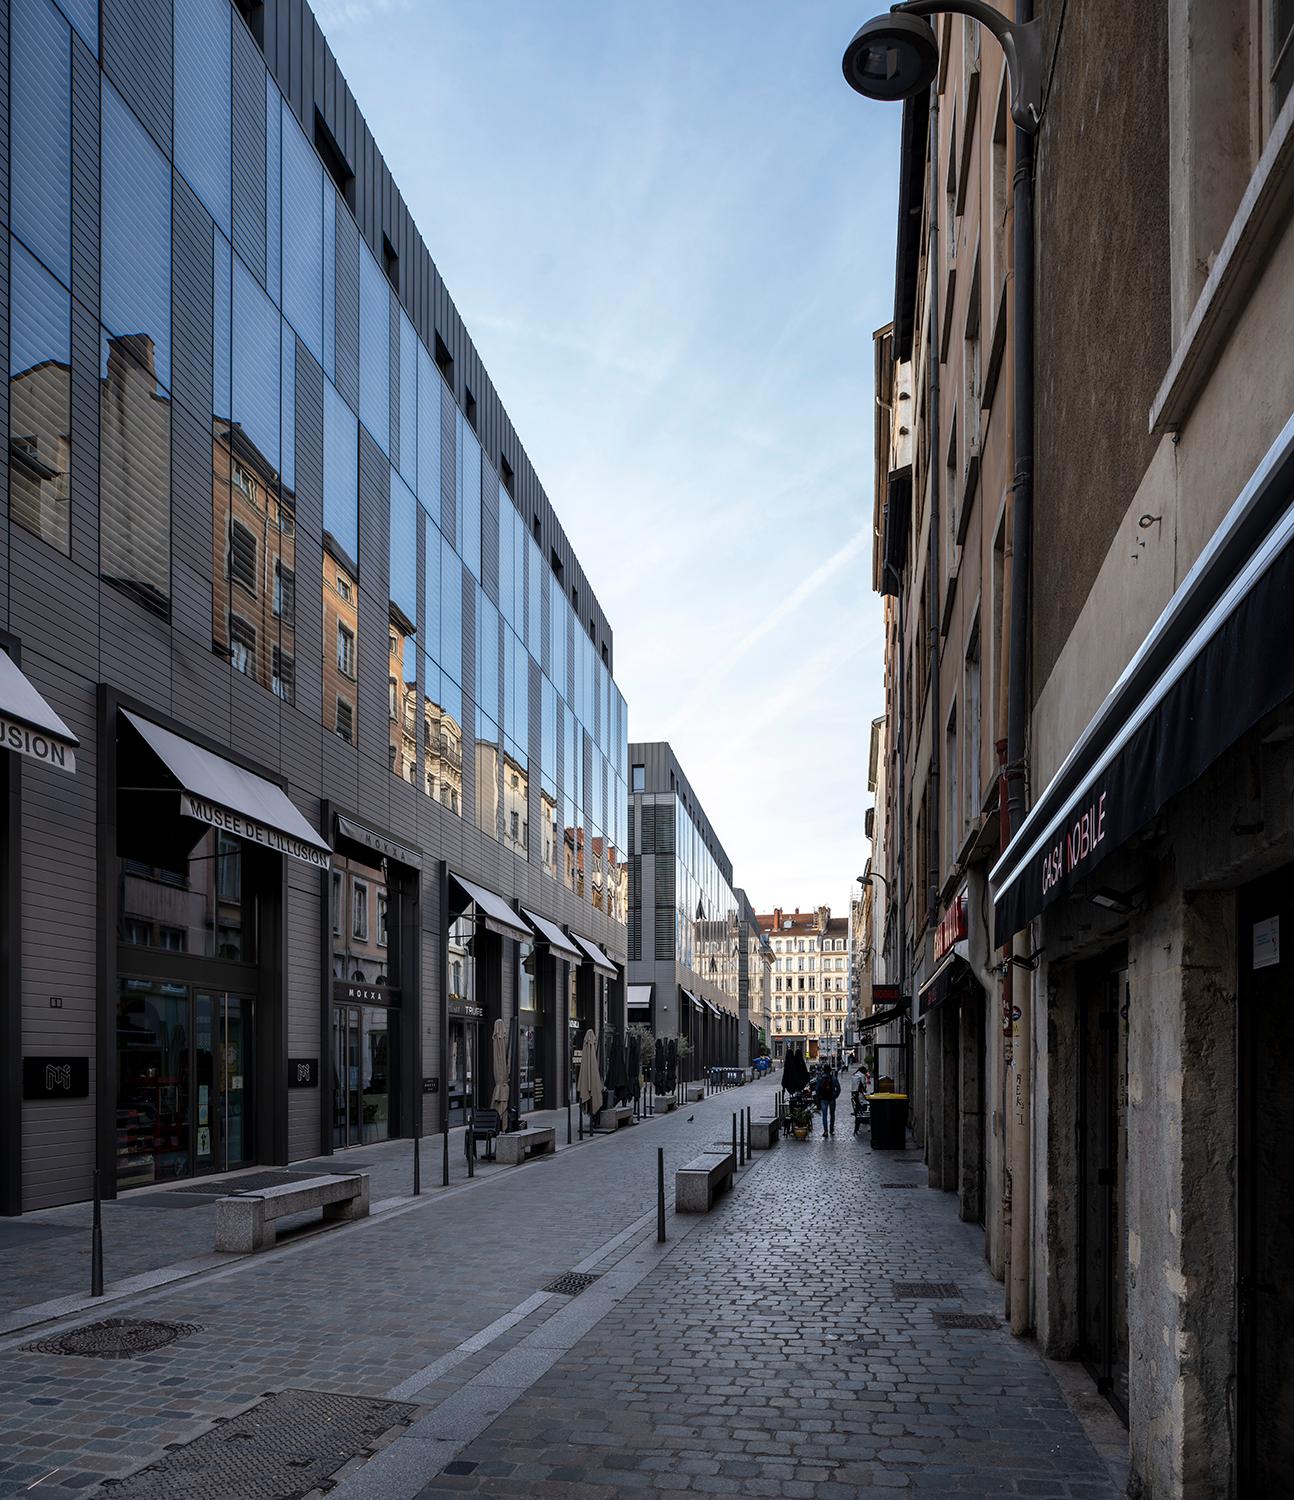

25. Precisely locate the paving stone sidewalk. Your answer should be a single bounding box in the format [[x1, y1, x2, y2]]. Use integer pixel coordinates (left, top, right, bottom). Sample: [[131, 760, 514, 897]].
[[0, 1078, 767, 1497], [409, 1127, 1128, 1499], [0, 1091, 679, 1321]]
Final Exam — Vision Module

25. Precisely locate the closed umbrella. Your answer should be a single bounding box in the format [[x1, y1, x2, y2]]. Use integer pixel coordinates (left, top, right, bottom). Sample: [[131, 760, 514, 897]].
[[783, 1047, 809, 1094], [628, 1032, 641, 1101], [577, 1028, 603, 1110], [665, 1036, 678, 1094], [653, 1038, 667, 1093], [490, 1018, 509, 1117], [606, 1026, 626, 1101]]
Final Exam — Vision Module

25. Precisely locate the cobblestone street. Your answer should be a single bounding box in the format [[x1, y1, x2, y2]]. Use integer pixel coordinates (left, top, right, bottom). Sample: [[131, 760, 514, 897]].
[[0, 1079, 1126, 1498]]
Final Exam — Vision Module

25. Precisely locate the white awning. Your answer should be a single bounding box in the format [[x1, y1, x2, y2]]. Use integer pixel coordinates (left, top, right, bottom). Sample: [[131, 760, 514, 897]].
[[123, 710, 329, 866], [627, 984, 653, 1010], [0, 650, 78, 773], [521, 907, 581, 960], [450, 872, 530, 942], [700, 995, 722, 1019], [683, 988, 703, 1012], [570, 932, 617, 977]]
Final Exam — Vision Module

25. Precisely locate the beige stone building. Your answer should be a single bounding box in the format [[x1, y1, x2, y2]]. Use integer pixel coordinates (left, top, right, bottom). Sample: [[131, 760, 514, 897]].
[[757, 906, 851, 1061]]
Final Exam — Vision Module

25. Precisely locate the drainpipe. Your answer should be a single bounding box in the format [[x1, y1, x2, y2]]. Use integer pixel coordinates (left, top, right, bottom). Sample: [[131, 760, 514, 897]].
[[1005, 0, 1035, 1338]]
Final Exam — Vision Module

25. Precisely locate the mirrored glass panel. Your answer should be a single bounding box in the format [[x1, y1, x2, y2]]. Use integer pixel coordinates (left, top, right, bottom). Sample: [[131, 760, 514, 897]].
[[9, 241, 71, 553], [11, 0, 71, 288]]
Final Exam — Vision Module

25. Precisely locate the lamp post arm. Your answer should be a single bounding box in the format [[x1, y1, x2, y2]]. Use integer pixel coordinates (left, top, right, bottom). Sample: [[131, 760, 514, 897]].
[[891, 0, 1043, 131]]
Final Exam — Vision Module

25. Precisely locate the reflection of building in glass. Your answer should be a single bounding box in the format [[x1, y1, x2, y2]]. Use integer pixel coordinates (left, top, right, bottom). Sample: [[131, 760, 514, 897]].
[[101, 334, 171, 617], [757, 905, 851, 1061], [388, 604, 418, 784], [212, 422, 297, 701], [9, 333, 70, 553], [331, 852, 390, 985], [503, 749, 528, 856], [322, 536, 359, 745]]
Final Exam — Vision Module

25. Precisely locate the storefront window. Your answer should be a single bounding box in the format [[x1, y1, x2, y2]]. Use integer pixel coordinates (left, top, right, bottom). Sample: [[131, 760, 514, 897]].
[[332, 852, 389, 985], [120, 830, 250, 961]]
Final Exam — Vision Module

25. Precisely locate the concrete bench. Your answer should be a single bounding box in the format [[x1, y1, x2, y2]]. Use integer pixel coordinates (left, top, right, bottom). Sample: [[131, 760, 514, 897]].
[[496, 1126, 556, 1165], [215, 1173, 369, 1253], [597, 1103, 634, 1129], [675, 1151, 735, 1213], [659, 1096, 678, 1113], [685, 1084, 705, 1103], [749, 1116, 781, 1150]]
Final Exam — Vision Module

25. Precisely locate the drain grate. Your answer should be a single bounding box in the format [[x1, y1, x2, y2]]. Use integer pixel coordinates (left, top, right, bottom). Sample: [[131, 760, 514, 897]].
[[933, 1310, 1000, 1331], [543, 1271, 602, 1296], [24, 1318, 201, 1360], [173, 1170, 323, 1196], [892, 1281, 961, 1300], [101, 1388, 416, 1499], [880, 1182, 918, 1189]]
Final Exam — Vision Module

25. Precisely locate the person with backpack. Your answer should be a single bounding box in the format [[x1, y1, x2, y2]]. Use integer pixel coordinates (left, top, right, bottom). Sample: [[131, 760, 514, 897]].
[[815, 1064, 840, 1137]]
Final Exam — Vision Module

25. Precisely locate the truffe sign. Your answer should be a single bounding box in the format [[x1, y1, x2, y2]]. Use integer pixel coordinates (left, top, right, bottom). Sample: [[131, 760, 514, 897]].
[[181, 793, 329, 869]]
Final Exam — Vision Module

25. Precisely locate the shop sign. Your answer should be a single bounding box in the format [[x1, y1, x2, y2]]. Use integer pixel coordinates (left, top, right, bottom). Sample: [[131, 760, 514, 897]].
[[334, 981, 389, 1005], [336, 815, 421, 870], [449, 998, 484, 1020], [288, 1058, 319, 1088], [934, 885, 969, 964], [423, 1076, 440, 1094], [23, 1056, 89, 1099], [0, 714, 75, 773], [872, 984, 903, 1006], [181, 793, 329, 869]]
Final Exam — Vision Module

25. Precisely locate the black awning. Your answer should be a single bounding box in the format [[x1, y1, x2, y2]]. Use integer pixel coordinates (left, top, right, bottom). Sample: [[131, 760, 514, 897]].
[[858, 1001, 908, 1031], [918, 955, 977, 1017], [992, 410, 1294, 945]]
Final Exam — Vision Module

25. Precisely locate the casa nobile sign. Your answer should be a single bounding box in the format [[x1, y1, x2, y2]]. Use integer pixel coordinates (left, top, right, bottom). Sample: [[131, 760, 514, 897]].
[[181, 792, 328, 869], [0, 715, 75, 773]]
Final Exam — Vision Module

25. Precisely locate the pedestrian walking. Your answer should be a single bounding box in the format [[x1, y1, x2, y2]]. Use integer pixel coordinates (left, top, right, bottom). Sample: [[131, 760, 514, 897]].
[[815, 1064, 840, 1137]]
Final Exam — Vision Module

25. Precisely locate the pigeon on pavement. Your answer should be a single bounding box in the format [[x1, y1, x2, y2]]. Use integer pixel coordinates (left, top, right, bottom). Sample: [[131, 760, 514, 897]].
[[687, 1114, 694, 1121]]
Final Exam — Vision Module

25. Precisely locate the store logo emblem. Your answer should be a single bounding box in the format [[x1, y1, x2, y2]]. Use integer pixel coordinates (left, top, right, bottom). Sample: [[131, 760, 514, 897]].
[[45, 1064, 71, 1090]]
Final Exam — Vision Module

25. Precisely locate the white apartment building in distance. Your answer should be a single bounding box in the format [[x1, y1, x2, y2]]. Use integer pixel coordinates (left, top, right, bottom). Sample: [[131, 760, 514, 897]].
[[756, 906, 850, 1061]]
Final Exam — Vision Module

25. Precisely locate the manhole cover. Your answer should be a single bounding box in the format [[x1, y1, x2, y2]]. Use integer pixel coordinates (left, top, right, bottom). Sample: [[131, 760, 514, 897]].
[[101, 1388, 416, 1498], [892, 1281, 960, 1300], [880, 1182, 918, 1189], [543, 1271, 602, 1296], [933, 1310, 1000, 1331], [24, 1318, 201, 1359]]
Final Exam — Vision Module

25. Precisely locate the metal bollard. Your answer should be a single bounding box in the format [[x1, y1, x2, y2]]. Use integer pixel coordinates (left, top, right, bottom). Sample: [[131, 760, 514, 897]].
[[746, 1106, 752, 1157], [731, 1112, 737, 1166], [443, 1125, 450, 1187], [739, 1109, 745, 1164], [567, 1099, 572, 1146], [467, 1111, 475, 1178], [413, 1131, 421, 1196], [91, 1168, 104, 1298], [656, 1147, 666, 1242], [579, 1098, 585, 1140]]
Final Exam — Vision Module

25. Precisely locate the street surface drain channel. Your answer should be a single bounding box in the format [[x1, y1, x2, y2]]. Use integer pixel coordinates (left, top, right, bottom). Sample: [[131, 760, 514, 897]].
[[892, 1281, 961, 1299], [100, 1388, 416, 1499], [23, 1318, 201, 1359], [933, 1310, 1001, 1330], [543, 1271, 602, 1296], [880, 1182, 919, 1188]]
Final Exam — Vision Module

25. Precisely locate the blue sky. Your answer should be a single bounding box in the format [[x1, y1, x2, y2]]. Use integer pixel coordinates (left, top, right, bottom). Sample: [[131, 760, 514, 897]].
[[314, 0, 900, 913]]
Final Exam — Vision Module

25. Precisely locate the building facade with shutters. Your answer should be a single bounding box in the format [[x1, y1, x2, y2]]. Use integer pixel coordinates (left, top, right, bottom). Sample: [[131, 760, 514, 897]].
[[757, 906, 851, 1062], [0, 0, 628, 1214]]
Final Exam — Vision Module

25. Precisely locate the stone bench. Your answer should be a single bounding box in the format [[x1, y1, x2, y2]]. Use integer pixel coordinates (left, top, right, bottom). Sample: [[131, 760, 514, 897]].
[[496, 1126, 556, 1165], [597, 1103, 634, 1129], [675, 1151, 735, 1213], [215, 1173, 369, 1253], [749, 1116, 781, 1150], [685, 1084, 705, 1103], [659, 1096, 678, 1113]]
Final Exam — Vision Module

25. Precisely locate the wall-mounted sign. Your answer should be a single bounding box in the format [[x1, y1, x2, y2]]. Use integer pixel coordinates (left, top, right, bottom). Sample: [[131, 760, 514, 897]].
[[334, 982, 391, 1005], [288, 1058, 319, 1088], [871, 984, 903, 1006], [23, 1056, 89, 1099], [934, 884, 969, 964], [0, 714, 76, 773], [449, 999, 484, 1020], [422, 1076, 440, 1094], [1253, 916, 1281, 970], [336, 814, 422, 870]]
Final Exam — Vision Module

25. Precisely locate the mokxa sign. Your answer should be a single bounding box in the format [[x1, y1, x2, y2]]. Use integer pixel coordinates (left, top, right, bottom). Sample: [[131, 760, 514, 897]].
[[0, 713, 75, 772], [1040, 790, 1108, 897], [181, 793, 330, 869]]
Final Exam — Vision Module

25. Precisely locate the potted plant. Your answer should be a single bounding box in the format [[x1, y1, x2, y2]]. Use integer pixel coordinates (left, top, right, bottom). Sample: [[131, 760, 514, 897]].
[[788, 1094, 814, 1141]]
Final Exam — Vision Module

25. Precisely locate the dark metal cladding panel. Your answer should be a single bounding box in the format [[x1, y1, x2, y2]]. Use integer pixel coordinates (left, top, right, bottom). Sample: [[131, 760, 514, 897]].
[[172, 631, 232, 748], [388, 290, 400, 473], [480, 463, 499, 607], [170, 405, 215, 596], [232, 19, 268, 286], [102, 0, 173, 155], [170, 175, 215, 442], [98, 584, 171, 715], [69, 35, 99, 307], [439, 378, 455, 549], [67, 288, 100, 580], [9, 529, 98, 685]]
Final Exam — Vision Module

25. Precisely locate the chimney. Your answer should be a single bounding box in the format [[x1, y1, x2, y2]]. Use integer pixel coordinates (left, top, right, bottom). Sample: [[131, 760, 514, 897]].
[[772, 906, 782, 930]]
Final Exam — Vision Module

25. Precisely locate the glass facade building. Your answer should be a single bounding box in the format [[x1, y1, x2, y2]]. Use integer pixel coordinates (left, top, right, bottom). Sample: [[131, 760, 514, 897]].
[[0, 0, 627, 1213]]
